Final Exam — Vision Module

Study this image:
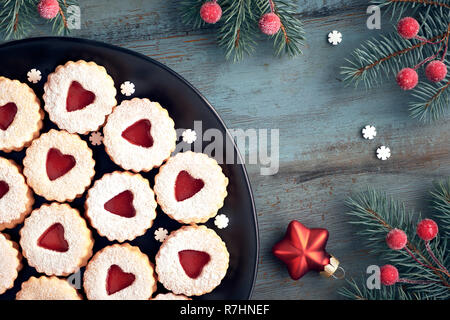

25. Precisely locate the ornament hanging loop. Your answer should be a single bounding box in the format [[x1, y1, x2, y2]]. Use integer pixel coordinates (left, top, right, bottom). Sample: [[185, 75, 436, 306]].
[[331, 266, 346, 280]]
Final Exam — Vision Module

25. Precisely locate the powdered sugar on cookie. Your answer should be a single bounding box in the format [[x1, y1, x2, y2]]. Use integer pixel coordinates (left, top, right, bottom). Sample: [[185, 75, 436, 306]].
[[43, 60, 117, 134], [0, 158, 34, 230], [154, 151, 228, 224], [155, 225, 229, 296], [83, 244, 156, 300], [103, 98, 176, 172], [85, 171, 157, 242], [20, 203, 93, 276]]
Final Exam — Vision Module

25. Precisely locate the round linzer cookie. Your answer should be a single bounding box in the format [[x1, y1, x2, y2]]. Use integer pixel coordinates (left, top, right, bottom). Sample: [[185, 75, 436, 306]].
[[0, 233, 22, 295], [43, 60, 117, 134], [16, 276, 82, 300], [83, 244, 157, 300], [154, 151, 228, 224], [85, 171, 157, 242], [23, 129, 95, 202], [155, 225, 229, 296], [20, 203, 94, 276], [0, 157, 34, 231], [103, 98, 176, 172], [0, 77, 43, 152], [151, 293, 191, 300]]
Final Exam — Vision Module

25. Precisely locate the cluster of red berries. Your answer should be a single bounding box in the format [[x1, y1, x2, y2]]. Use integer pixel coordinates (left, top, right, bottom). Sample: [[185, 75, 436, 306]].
[[396, 17, 448, 90], [380, 218, 447, 286], [200, 1, 281, 35]]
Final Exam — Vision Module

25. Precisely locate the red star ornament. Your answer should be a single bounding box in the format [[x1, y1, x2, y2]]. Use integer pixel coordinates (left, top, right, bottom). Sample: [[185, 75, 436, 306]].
[[272, 220, 339, 280]]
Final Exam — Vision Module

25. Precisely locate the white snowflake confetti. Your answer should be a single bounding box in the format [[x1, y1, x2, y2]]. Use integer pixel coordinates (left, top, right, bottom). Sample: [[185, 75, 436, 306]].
[[154, 228, 168, 242], [120, 81, 135, 96], [376, 146, 391, 161], [328, 30, 342, 45], [362, 125, 377, 140], [27, 69, 42, 84], [214, 214, 229, 229], [182, 129, 197, 144], [89, 131, 103, 146]]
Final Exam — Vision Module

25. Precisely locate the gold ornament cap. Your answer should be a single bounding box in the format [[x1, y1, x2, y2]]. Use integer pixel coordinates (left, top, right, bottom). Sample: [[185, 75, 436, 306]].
[[320, 256, 344, 279]]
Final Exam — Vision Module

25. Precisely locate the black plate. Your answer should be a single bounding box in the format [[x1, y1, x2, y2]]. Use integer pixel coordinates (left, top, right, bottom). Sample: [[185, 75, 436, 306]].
[[0, 37, 258, 300]]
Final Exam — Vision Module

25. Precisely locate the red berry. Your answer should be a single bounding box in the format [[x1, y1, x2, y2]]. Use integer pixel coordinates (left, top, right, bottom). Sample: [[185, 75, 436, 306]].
[[259, 13, 281, 35], [380, 265, 399, 286], [396, 68, 418, 90], [397, 17, 420, 39], [200, 1, 222, 24], [37, 0, 60, 20], [386, 228, 407, 250], [417, 219, 439, 241], [425, 60, 448, 82]]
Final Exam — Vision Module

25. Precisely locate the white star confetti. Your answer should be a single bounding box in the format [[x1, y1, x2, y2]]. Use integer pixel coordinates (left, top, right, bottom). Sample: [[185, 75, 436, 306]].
[[328, 30, 342, 45], [214, 214, 229, 229], [362, 125, 377, 140], [154, 228, 168, 242], [376, 146, 391, 161], [89, 131, 103, 146], [120, 81, 135, 96], [27, 69, 42, 84], [182, 129, 197, 144]]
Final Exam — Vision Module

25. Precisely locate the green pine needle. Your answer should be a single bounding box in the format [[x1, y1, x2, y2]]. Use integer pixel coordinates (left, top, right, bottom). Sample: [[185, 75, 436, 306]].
[[180, 0, 305, 61], [340, 184, 450, 300], [342, 4, 450, 121], [0, 0, 78, 40]]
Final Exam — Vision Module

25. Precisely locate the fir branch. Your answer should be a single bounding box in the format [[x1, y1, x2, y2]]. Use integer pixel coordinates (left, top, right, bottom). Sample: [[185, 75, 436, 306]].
[[180, 0, 206, 29], [217, 0, 260, 61], [271, 0, 305, 57], [409, 77, 450, 121], [0, 0, 38, 40], [180, 0, 305, 61], [0, 0, 79, 40], [431, 178, 450, 239], [342, 188, 450, 300], [339, 278, 425, 300], [341, 11, 449, 88], [52, 0, 78, 35]]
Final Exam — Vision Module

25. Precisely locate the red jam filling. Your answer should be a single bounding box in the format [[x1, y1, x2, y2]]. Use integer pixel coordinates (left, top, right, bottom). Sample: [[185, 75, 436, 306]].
[[104, 190, 136, 218], [178, 250, 211, 279], [121, 119, 153, 148], [106, 265, 136, 295], [175, 170, 205, 202], [37, 223, 69, 253], [66, 81, 96, 112], [0, 102, 17, 130], [46, 148, 76, 181], [0, 181, 9, 199]]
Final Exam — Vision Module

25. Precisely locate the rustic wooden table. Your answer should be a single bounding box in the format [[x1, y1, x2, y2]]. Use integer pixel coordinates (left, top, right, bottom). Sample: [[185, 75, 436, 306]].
[[14, 0, 450, 299]]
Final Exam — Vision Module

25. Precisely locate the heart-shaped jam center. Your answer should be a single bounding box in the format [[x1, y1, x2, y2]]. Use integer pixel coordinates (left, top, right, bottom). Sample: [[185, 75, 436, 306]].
[[38, 223, 69, 253], [121, 119, 153, 148], [175, 171, 205, 202], [178, 250, 211, 279], [0, 181, 9, 199], [106, 265, 136, 295], [0, 102, 17, 130], [46, 148, 76, 181], [66, 81, 96, 112], [104, 190, 136, 218]]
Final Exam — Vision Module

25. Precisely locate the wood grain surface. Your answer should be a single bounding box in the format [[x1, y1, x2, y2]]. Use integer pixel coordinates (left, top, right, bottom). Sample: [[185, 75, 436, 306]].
[[5, 0, 450, 299]]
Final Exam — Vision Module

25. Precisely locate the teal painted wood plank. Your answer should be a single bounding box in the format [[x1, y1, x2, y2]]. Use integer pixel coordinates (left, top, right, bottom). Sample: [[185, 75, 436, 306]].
[[3, 0, 449, 299]]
